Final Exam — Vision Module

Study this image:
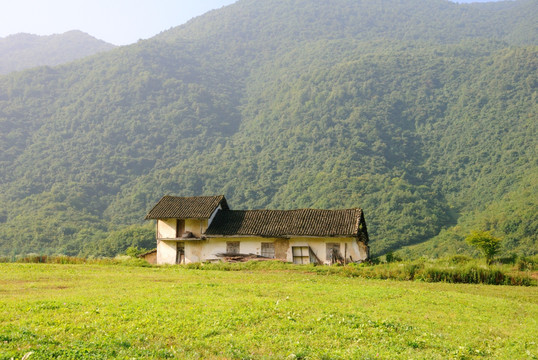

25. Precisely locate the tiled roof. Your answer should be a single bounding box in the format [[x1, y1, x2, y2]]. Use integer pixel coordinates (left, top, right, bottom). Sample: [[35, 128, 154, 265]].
[[145, 195, 229, 219], [205, 208, 364, 237]]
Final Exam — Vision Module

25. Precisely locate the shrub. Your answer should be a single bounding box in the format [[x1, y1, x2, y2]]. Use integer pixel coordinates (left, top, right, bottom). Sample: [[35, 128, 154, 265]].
[[449, 255, 472, 264], [465, 231, 502, 264], [517, 256, 537, 271], [385, 251, 402, 263]]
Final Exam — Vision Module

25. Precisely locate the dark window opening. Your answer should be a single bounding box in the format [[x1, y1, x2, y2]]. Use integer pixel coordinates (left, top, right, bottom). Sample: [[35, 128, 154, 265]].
[[326, 243, 341, 263], [176, 219, 185, 238], [226, 241, 240, 254]]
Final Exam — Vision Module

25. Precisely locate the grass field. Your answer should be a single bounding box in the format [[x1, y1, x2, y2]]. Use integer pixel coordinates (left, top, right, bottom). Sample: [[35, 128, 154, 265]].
[[1, 263, 537, 359]]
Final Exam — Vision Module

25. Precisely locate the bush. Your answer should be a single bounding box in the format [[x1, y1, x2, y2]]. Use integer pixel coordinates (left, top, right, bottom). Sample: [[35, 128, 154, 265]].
[[449, 255, 472, 264], [496, 253, 518, 265], [517, 256, 537, 271], [385, 251, 402, 263]]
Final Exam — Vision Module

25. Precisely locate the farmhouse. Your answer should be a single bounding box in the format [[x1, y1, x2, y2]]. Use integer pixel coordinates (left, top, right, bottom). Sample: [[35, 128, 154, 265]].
[[145, 195, 369, 265]]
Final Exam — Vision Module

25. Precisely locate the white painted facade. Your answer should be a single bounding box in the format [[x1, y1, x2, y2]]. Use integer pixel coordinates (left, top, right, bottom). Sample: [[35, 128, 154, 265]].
[[148, 200, 369, 265], [155, 230, 369, 265]]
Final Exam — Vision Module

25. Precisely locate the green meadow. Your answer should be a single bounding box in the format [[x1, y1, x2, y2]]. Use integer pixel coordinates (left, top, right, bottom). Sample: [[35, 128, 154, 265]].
[[1, 263, 537, 359]]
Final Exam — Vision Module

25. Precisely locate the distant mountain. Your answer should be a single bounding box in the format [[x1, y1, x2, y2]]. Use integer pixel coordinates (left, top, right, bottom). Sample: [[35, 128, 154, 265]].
[[0, 0, 536, 258], [0, 30, 116, 74]]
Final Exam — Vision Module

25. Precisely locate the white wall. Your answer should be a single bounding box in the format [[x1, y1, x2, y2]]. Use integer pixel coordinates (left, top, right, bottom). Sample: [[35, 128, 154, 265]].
[[157, 219, 176, 238], [199, 238, 263, 261], [157, 240, 177, 264], [157, 218, 208, 239], [185, 219, 207, 237], [286, 238, 367, 264], [157, 236, 368, 265]]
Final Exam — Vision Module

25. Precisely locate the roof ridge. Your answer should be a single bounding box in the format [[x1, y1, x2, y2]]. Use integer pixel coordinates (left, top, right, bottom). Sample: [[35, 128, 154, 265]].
[[220, 208, 363, 212]]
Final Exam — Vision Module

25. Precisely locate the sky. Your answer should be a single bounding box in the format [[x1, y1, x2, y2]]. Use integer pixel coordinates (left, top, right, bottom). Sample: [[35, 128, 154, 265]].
[[0, 0, 504, 46], [0, 0, 237, 46]]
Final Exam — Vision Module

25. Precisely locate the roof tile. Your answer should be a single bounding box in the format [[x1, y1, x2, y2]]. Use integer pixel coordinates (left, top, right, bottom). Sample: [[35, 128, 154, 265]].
[[145, 195, 228, 219], [205, 208, 363, 237]]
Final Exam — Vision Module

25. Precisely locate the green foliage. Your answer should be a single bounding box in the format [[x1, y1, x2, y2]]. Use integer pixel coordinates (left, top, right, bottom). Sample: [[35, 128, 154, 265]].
[[6, 254, 153, 266], [124, 246, 146, 257], [517, 255, 538, 271], [465, 231, 502, 264], [0, 0, 536, 258], [183, 258, 534, 286], [385, 251, 402, 263], [86, 225, 155, 257]]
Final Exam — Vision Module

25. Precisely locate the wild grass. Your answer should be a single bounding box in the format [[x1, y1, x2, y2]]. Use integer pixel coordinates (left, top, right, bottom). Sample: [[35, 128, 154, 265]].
[[2, 254, 535, 286], [0, 254, 151, 267], [183, 257, 535, 286], [1, 263, 537, 359]]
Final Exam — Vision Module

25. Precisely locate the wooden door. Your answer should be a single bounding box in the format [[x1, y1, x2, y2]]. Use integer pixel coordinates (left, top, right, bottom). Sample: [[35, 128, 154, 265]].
[[176, 242, 185, 264]]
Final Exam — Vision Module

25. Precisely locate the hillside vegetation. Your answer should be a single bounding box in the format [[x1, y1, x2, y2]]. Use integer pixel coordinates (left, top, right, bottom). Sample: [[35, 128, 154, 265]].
[[0, 0, 536, 257], [0, 31, 115, 75]]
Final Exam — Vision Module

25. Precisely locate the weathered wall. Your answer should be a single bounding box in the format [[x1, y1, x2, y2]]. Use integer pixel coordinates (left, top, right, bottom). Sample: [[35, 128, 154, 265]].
[[285, 238, 367, 264], [157, 240, 177, 264], [157, 218, 209, 238], [157, 219, 176, 238], [184, 219, 208, 237], [356, 241, 369, 260], [142, 251, 157, 264], [157, 236, 369, 265], [274, 238, 289, 260], [185, 241, 203, 263], [198, 237, 266, 261]]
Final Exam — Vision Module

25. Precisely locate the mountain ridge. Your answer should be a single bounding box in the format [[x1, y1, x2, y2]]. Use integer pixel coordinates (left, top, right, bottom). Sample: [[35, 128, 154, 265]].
[[0, 0, 536, 258], [0, 30, 116, 74]]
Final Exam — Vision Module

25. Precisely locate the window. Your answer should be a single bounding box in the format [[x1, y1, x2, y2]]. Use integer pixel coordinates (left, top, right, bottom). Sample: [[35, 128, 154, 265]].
[[292, 246, 309, 264], [261, 242, 275, 258], [326, 243, 341, 263], [226, 241, 240, 254]]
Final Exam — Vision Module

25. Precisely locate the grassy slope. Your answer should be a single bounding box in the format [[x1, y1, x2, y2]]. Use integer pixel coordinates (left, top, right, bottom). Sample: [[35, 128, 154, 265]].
[[1, 264, 537, 359]]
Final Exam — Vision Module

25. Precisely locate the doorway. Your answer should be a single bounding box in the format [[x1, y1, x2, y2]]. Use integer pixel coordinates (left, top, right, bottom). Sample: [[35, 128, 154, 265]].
[[176, 242, 185, 264]]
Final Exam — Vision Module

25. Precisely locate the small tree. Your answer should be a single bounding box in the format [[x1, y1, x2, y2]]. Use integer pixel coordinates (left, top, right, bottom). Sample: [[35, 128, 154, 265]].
[[465, 231, 502, 264]]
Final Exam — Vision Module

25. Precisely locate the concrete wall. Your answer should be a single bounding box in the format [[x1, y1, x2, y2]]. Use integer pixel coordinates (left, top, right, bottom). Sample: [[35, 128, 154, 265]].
[[157, 219, 176, 239], [185, 241, 203, 263], [156, 237, 368, 265], [198, 237, 267, 262], [155, 229, 369, 265], [157, 218, 209, 239], [157, 240, 177, 264], [284, 237, 367, 264], [141, 251, 157, 264], [185, 219, 207, 237]]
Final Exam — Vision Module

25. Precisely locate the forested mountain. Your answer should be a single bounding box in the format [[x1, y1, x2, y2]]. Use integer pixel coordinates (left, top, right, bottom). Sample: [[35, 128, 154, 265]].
[[0, 31, 115, 74], [0, 0, 536, 258]]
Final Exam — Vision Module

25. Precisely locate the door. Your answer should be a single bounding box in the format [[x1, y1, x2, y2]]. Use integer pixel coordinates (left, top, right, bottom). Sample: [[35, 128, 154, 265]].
[[176, 242, 185, 264], [292, 246, 309, 264]]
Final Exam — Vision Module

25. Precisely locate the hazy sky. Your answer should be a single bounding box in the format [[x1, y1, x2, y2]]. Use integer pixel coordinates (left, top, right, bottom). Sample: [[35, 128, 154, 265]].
[[0, 0, 503, 46], [0, 0, 237, 46]]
